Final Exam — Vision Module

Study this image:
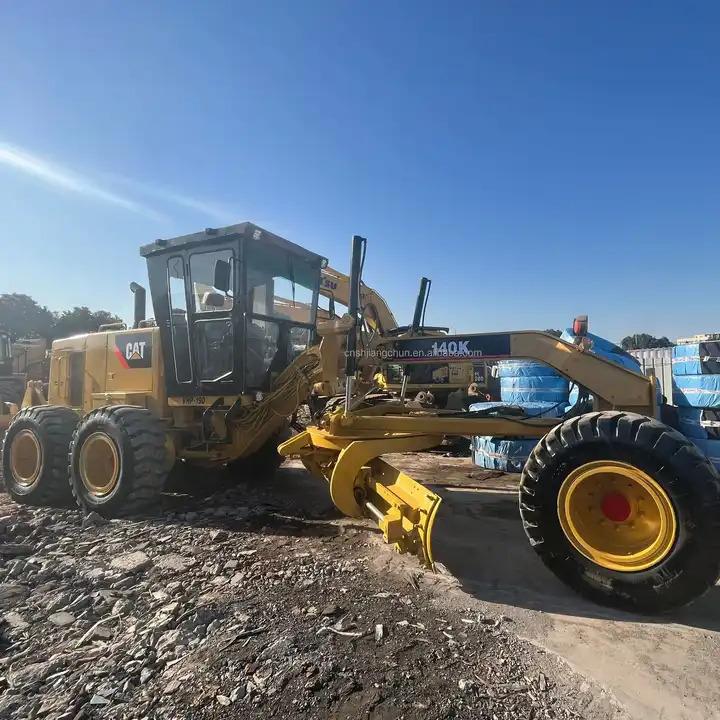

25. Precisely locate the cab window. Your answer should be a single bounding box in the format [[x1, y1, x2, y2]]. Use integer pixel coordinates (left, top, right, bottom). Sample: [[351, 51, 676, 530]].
[[190, 249, 234, 312]]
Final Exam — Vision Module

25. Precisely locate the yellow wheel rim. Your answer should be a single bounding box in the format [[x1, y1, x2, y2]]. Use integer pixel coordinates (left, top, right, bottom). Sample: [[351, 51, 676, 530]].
[[10, 429, 42, 487], [79, 432, 120, 497], [557, 460, 677, 572]]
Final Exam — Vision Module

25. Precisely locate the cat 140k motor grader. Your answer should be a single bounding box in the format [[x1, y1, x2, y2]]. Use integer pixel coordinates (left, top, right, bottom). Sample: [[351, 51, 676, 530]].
[[3, 224, 720, 614]]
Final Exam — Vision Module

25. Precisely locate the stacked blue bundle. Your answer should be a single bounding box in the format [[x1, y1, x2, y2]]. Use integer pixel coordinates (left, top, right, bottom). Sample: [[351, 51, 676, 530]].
[[471, 436, 539, 473], [472, 360, 570, 473], [497, 360, 569, 404], [671, 341, 720, 470], [471, 330, 653, 474], [675, 407, 720, 440], [672, 342, 720, 376], [673, 375, 720, 408]]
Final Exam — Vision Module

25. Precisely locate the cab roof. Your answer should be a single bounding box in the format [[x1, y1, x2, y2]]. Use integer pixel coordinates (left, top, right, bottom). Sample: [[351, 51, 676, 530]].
[[139, 221, 327, 267]]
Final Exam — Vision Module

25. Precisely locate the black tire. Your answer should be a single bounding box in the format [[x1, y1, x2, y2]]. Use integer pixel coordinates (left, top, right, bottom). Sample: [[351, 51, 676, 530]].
[[520, 411, 720, 613], [228, 425, 292, 478], [69, 406, 167, 517], [1, 406, 78, 506]]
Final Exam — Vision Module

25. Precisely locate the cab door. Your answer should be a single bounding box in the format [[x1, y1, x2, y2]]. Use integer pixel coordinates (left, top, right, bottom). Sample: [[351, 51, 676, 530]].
[[187, 247, 240, 394]]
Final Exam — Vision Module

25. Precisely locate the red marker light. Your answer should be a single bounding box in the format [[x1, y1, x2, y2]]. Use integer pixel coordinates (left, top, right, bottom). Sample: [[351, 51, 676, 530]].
[[573, 315, 588, 337]]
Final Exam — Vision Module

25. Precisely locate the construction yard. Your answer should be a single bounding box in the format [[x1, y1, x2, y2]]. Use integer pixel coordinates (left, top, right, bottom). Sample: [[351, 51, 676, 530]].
[[0, 453, 718, 720]]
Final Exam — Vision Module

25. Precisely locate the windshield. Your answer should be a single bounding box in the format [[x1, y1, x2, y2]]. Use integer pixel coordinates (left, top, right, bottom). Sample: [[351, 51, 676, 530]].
[[245, 242, 319, 389], [247, 243, 317, 325]]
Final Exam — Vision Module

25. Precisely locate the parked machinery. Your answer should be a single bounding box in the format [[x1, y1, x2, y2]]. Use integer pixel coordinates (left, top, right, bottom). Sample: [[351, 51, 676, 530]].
[[0, 330, 47, 432], [0, 330, 26, 406], [318, 268, 485, 407]]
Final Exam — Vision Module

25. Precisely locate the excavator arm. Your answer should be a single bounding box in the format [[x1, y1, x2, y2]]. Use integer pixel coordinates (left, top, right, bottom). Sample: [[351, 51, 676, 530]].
[[320, 266, 398, 336]]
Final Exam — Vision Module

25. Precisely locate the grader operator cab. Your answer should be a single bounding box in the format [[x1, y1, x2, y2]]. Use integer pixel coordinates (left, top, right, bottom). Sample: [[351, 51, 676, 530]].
[[2, 223, 332, 514]]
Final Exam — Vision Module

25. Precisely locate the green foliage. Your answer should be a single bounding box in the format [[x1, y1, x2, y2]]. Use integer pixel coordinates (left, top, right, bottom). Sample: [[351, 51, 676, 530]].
[[52, 307, 123, 340], [544, 328, 562, 338], [0, 294, 55, 340], [620, 333, 673, 351], [0, 294, 122, 341]]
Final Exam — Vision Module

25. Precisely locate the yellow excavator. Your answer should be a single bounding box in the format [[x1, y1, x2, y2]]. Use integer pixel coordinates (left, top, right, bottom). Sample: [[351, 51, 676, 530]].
[[2, 224, 719, 613], [317, 267, 485, 407]]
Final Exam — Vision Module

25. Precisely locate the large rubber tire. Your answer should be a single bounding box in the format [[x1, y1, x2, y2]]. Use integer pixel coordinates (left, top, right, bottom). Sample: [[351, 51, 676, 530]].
[[1, 406, 78, 506], [69, 406, 168, 517], [520, 411, 720, 613]]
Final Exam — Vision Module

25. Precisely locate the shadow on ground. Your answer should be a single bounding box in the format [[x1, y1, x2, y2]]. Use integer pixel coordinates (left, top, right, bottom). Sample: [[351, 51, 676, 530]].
[[430, 483, 720, 633]]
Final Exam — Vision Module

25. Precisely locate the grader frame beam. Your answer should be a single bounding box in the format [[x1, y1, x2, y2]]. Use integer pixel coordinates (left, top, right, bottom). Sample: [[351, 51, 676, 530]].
[[380, 330, 657, 415]]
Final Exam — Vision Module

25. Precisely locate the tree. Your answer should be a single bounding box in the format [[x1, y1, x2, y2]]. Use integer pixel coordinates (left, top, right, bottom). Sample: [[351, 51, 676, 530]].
[[51, 307, 123, 340], [0, 294, 123, 341], [620, 334, 673, 351], [544, 329, 562, 338], [0, 293, 55, 340]]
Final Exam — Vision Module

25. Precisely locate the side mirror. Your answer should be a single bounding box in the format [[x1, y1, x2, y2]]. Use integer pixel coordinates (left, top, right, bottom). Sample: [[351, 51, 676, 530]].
[[201, 291, 226, 309], [214, 259, 231, 294]]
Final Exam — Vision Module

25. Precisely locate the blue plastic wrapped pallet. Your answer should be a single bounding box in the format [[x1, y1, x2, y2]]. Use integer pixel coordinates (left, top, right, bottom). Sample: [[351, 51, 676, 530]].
[[560, 329, 651, 405], [472, 355, 571, 472], [675, 407, 720, 440], [471, 331, 651, 473], [672, 341, 720, 409], [471, 436, 539, 473], [672, 341, 720, 376], [673, 375, 720, 408], [497, 360, 569, 405]]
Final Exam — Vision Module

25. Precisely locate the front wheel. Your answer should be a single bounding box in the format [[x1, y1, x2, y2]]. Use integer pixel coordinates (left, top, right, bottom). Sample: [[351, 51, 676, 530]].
[[69, 406, 168, 516], [520, 411, 720, 613]]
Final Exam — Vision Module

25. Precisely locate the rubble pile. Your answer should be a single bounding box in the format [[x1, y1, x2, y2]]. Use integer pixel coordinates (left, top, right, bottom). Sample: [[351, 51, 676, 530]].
[[0, 475, 587, 719]]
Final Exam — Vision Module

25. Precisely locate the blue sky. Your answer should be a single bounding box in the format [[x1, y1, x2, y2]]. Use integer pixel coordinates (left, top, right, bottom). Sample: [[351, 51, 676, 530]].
[[0, 1, 718, 342]]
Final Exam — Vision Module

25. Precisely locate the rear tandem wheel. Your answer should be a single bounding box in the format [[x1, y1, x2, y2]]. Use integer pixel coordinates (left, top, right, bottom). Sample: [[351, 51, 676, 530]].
[[520, 411, 720, 613], [1, 405, 79, 506], [69, 405, 168, 517]]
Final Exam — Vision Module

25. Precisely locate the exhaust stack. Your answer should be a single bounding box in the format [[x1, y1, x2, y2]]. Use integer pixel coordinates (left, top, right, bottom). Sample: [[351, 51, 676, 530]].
[[130, 282, 146, 329]]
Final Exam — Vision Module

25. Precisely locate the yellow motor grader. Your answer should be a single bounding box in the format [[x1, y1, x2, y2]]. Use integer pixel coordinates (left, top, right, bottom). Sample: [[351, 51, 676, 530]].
[[2, 224, 720, 614]]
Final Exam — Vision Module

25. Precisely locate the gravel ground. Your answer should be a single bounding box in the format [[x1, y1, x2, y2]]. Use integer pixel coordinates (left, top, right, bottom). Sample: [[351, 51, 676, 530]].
[[0, 465, 618, 720]]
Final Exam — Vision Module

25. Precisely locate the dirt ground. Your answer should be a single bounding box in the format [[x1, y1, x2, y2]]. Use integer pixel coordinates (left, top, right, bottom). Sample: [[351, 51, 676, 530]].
[[389, 452, 720, 720], [0, 451, 718, 719]]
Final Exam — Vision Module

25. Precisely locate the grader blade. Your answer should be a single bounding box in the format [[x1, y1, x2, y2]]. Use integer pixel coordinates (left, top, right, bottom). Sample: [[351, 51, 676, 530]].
[[363, 458, 441, 567], [279, 429, 442, 567]]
